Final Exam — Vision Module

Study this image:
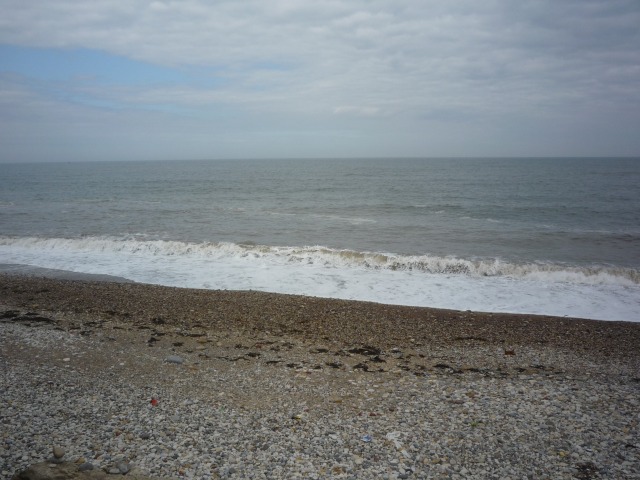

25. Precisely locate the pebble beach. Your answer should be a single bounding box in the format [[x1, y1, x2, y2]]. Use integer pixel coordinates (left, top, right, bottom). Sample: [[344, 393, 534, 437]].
[[1, 274, 639, 479]]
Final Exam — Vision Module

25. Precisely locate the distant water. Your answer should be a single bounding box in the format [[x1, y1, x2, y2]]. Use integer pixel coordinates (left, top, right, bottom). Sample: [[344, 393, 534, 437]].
[[1, 157, 639, 321]]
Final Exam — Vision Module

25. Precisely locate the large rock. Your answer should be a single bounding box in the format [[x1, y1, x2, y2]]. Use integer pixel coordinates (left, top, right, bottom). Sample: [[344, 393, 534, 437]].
[[11, 462, 161, 480]]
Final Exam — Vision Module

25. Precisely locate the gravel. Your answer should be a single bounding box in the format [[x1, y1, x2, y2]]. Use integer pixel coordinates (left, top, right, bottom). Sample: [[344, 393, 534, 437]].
[[1, 276, 639, 479]]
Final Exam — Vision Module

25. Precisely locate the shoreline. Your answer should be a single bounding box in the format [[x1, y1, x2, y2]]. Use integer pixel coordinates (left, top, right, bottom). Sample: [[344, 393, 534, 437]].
[[1, 273, 639, 355], [2, 249, 638, 322], [2, 274, 639, 479], [0, 264, 136, 284]]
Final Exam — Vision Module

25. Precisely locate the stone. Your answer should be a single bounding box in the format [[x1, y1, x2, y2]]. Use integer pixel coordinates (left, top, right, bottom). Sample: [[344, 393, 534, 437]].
[[78, 463, 94, 472], [127, 467, 147, 476], [52, 446, 64, 459], [165, 355, 184, 365]]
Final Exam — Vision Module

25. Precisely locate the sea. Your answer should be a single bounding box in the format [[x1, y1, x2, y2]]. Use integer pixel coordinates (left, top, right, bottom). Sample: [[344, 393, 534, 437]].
[[1, 157, 639, 322]]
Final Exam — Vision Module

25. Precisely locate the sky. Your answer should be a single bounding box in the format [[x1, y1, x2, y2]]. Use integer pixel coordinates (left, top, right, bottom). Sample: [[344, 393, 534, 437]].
[[1, 0, 639, 162]]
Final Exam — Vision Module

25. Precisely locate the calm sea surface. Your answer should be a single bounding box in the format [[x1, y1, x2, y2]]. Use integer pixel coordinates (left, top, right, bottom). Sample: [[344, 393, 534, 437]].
[[1, 158, 639, 320]]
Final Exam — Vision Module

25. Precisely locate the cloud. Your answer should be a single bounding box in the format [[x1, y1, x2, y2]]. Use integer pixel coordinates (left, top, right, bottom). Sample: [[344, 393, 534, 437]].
[[333, 106, 380, 116], [0, 0, 639, 160]]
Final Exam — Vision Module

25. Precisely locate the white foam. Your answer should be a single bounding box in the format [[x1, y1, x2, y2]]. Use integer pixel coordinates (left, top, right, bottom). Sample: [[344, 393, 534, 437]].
[[1, 235, 638, 322]]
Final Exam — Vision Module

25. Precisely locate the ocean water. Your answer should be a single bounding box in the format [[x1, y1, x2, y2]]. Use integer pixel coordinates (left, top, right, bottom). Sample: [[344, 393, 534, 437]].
[[1, 157, 639, 321]]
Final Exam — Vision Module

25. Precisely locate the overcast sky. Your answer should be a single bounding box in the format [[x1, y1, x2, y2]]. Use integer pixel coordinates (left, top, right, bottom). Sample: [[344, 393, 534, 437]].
[[1, 0, 639, 162]]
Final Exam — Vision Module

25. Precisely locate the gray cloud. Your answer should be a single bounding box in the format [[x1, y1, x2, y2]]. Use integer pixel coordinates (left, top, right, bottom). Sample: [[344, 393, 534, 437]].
[[1, 0, 639, 161]]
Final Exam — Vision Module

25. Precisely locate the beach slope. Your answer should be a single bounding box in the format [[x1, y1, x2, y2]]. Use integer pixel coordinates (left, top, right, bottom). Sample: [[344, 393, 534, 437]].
[[1, 275, 639, 479]]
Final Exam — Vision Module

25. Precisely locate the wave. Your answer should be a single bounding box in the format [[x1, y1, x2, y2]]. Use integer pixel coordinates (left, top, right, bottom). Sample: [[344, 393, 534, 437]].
[[0, 235, 638, 286]]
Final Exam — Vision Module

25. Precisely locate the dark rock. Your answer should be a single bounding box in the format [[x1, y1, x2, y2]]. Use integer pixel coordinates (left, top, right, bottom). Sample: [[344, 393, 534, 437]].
[[434, 363, 451, 369], [347, 345, 381, 356], [325, 361, 343, 369], [574, 461, 599, 480], [78, 463, 94, 472]]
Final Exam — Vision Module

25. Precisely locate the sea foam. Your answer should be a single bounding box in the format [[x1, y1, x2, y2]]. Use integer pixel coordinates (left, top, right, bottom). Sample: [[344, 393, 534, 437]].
[[1, 235, 638, 321]]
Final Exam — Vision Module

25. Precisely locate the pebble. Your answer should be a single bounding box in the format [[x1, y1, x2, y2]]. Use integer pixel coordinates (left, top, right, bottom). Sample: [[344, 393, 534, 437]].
[[165, 355, 184, 365], [52, 446, 65, 459], [2, 310, 640, 480]]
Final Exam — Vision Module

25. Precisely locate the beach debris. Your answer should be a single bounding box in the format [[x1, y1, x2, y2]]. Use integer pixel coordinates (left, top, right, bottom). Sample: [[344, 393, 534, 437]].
[[386, 431, 403, 449], [362, 434, 373, 442], [150, 397, 159, 406], [504, 349, 516, 356]]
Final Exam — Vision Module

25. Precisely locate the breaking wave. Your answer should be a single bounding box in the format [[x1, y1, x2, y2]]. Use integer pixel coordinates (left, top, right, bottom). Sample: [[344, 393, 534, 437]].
[[1, 235, 638, 286]]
